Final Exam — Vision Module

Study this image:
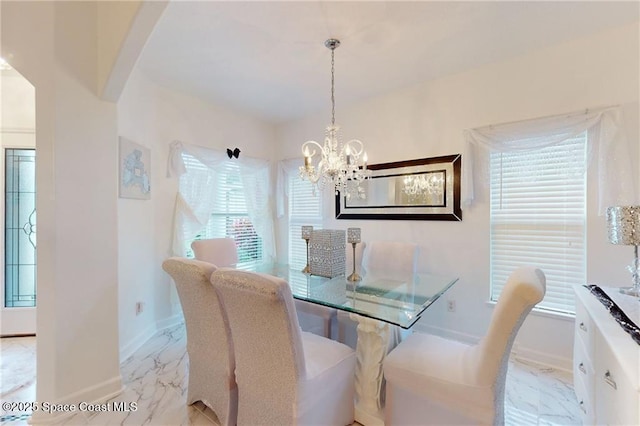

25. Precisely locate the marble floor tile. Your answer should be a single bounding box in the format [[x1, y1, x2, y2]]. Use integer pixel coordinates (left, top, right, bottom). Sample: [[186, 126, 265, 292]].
[[1, 325, 581, 425], [505, 356, 581, 425], [1, 336, 37, 424]]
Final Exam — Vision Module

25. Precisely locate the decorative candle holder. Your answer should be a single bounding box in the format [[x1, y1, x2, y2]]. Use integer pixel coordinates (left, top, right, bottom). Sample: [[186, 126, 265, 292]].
[[347, 227, 361, 282], [301, 226, 313, 274], [309, 230, 346, 277]]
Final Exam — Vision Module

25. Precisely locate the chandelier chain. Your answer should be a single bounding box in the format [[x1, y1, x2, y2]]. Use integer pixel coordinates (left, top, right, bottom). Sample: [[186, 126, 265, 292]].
[[330, 47, 335, 127], [299, 38, 371, 200]]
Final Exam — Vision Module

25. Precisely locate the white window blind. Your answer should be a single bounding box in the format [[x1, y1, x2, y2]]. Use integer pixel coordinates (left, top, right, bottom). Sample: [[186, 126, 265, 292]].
[[181, 154, 263, 266], [288, 176, 322, 270], [490, 132, 587, 314]]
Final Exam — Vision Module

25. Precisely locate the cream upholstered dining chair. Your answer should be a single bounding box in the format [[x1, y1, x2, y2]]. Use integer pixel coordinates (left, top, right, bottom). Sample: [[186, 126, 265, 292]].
[[191, 238, 238, 267], [338, 240, 417, 348], [212, 269, 356, 426], [383, 266, 546, 425], [191, 237, 334, 338], [161, 258, 237, 426], [362, 240, 419, 279]]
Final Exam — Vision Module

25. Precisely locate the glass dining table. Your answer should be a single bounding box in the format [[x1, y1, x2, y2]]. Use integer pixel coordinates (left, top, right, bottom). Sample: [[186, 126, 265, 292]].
[[249, 263, 459, 426], [252, 263, 458, 329]]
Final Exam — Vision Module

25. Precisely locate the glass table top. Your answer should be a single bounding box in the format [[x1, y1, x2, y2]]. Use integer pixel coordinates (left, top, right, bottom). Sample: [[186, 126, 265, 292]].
[[250, 263, 459, 329]]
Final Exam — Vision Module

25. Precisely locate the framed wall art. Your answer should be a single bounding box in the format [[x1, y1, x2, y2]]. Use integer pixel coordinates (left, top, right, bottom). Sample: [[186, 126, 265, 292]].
[[119, 137, 151, 200]]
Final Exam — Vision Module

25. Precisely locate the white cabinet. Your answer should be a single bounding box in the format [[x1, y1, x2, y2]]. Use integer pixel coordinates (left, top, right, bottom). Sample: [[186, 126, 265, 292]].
[[573, 285, 640, 425]]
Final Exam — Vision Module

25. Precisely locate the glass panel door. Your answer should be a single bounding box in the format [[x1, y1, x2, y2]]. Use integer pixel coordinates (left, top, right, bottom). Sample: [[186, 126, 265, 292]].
[[4, 148, 36, 307], [1, 148, 36, 335]]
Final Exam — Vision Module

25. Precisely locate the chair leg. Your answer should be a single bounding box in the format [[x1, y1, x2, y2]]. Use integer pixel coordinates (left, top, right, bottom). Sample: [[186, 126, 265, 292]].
[[338, 321, 345, 344]]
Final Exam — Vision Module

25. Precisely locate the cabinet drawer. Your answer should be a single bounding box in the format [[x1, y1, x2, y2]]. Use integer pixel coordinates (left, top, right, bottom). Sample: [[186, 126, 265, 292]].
[[595, 335, 640, 425], [574, 376, 595, 425], [573, 338, 594, 403], [574, 300, 594, 354], [573, 339, 595, 402]]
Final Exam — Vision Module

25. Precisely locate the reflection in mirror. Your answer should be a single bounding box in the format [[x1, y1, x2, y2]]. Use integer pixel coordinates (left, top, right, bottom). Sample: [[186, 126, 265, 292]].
[[347, 170, 446, 208], [398, 171, 445, 206]]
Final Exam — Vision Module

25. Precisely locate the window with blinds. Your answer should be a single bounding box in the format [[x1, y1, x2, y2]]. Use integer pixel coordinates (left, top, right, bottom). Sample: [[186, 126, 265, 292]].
[[182, 154, 262, 266], [490, 132, 587, 314], [288, 176, 322, 270]]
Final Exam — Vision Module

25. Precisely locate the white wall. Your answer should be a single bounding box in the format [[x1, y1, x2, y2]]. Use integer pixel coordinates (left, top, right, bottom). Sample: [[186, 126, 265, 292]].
[[0, 68, 35, 148], [1, 68, 35, 132], [2, 1, 122, 420], [276, 21, 640, 369], [116, 68, 277, 357], [96, 0, 142, 97]]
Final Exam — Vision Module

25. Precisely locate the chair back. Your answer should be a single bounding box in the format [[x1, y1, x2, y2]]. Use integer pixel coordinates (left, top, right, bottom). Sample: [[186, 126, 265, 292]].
[[362, 240, 418, 277], [212, 269, 306, 425], [191, 238, 238, 267], [470, 266, 546, 386], [162, 257, 234, 372], [161, 258, 237, 425]]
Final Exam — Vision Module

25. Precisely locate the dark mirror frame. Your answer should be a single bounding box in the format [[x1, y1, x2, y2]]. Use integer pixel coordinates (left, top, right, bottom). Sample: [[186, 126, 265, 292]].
[[335, 154, 462, 221]]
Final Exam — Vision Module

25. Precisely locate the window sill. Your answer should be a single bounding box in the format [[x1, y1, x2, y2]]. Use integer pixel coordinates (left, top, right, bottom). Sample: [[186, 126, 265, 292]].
[[484, 300, 575, 322]]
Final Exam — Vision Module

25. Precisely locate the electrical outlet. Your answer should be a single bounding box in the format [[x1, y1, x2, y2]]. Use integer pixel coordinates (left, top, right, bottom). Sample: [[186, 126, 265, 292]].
[[447, 300, 456, 312], [135, 302, 144, 316]]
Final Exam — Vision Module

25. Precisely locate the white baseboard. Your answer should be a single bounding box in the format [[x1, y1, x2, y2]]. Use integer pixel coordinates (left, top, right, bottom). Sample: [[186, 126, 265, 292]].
[[118, 313, 184, 361], [29, 377, 123, 424], [414, 323, 480, 345], [413, 323, 573, 373], [156, 313, 183, 331], [511, 343, 573, 373], [119, 323, 158, 361]]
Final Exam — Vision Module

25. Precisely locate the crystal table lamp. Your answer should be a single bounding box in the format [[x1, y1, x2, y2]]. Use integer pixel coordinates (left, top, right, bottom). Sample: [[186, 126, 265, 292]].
[[347, 228, 362, 282], [301, 226, 313, 274], [607, 206, 640, 297]]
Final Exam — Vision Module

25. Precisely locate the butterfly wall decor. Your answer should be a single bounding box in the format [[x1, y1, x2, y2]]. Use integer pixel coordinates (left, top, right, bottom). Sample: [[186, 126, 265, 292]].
[[226, 148, 241, 159]]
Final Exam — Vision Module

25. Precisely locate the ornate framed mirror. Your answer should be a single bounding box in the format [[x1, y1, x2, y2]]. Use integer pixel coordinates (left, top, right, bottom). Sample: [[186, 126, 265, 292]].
[[335, 154, 462, 221]]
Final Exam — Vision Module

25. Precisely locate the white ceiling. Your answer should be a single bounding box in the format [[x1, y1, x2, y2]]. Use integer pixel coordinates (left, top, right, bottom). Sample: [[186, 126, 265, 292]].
[[137, 1, 639, 124]]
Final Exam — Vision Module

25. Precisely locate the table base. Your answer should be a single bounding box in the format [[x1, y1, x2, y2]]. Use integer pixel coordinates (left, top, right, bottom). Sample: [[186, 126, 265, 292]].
[[351, 314, 402, 426]]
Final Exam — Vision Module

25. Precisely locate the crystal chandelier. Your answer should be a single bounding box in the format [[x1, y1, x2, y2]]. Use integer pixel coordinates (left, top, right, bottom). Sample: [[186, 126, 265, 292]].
[[299, 39, 371, 199]]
